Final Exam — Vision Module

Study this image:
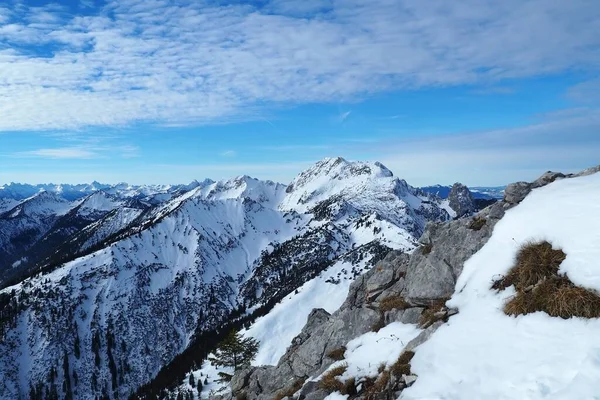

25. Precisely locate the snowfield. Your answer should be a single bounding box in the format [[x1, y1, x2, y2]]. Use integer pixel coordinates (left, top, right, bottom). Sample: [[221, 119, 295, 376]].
[[402, 172, 600, 400]]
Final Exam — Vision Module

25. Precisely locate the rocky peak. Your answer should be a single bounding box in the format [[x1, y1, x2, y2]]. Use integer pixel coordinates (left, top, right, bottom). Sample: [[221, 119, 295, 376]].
[[448, 183, 475, 218]]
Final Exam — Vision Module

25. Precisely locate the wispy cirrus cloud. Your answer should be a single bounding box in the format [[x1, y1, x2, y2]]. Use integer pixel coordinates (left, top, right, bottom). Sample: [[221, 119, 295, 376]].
[[6, 132, 140, 160], [220, 150, 237, 157], [0, 0, 598, 131], [15, 147, 97, 159]]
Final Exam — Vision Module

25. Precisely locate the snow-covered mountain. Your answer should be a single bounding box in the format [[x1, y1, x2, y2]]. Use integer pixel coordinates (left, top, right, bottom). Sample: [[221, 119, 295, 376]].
[[0, 158, 451, 399]]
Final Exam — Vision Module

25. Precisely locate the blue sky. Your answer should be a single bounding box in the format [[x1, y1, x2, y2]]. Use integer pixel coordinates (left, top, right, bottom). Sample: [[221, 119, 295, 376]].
[[0, 0, 599, 186]]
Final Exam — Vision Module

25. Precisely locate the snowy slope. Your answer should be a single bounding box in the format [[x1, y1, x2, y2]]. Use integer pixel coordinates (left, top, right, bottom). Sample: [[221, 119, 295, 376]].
[[75, 192, 125, 217], [0, 198, 20, 214], [402, 172, 600, 400], [0, 192, 297, 399]]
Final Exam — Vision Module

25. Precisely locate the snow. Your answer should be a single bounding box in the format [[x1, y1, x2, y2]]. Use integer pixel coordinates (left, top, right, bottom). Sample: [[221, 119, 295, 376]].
[[77, 191, 123, 216], [316, 322, 420, 384], [342, 322, 420, 380], [325, 393, 349, 400], [402, 172, 600, 400]]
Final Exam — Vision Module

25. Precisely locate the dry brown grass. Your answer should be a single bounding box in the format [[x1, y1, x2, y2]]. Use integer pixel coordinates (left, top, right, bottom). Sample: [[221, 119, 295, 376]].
[[365, 369, 390, 398], [379, 295, 410, 312], [494, 241, 600, 319], [319, 364, 347, 393], [504, 275, 600, 319], [468, 216, 487, 231], [342, 377, 357, 396], [390, 350, 414, 377], [418, 298, 449, 328], [274, 378, 306, 400], [493, 241, 565, 292], [326, 346, 346, 361], [421, 242, 433, 255]]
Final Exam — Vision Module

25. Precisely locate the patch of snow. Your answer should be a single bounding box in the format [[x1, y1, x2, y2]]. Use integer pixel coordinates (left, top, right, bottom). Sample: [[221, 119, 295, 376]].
[[402, 172, 600, 400], [324, 393, 349, 400]]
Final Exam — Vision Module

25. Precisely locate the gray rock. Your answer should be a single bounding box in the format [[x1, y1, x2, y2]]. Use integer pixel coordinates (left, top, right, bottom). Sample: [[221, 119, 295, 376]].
[[403, 374, 418, 387], [485, 201, 507, 220], [404, 320, 445, 352], [299, 380, 320, 398], [366, 267, 395, 300], [385, 307, 423, 325], [342, 251, 408, 309], [532, 171, 565, 188], [303, 389, 330, 400], [574, 165, 600, 177], [403, 215, 498, 305], [448, 183, 475, 218], [504, 182, 532, 204], [230, 367, 256, 393]]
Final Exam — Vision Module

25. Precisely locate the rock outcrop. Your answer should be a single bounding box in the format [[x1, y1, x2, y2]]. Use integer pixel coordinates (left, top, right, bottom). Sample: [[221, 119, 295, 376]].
[[447, 183, 476, 218], [212, 166, 598, 400]]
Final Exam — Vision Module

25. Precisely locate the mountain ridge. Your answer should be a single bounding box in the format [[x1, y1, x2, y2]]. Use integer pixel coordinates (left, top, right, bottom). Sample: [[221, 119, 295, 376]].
[[0, 157, 454, 400]]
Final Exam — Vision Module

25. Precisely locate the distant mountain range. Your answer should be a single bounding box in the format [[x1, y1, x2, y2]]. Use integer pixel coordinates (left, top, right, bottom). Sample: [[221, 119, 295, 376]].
[[418, 184, 505, 200]]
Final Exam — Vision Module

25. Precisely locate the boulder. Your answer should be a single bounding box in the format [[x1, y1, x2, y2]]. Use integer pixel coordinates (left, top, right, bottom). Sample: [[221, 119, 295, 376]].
[[403, 216, 498, 305], [503, 182, 532, 204], [404, 320, 445, 352], [532, 171, 565, 188]]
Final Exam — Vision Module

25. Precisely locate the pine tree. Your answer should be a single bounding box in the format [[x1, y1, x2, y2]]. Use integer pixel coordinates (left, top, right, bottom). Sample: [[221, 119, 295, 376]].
[[188, 373, 195, 387], [197, 379, 203, 394], [208, 330, 259, 371]]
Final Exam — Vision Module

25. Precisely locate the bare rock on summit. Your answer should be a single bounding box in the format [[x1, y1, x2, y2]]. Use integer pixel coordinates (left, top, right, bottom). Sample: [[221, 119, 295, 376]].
[[503, 181, 532, 204]]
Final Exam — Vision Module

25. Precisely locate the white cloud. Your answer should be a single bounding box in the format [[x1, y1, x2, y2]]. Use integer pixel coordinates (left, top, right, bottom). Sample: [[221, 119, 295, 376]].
[[338, 110, 352, 123], [0, 0, 597, 130], [15, 147, 97, 159], [567, 79, 600, 105], [356, 107, 600, 186], [220, 150, 237, 157], [6, 133, 140, 160]]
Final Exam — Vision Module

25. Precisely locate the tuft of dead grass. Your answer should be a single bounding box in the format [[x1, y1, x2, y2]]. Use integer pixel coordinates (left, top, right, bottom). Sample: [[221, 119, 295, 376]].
[[418, 298, 449, 328], [342, 377, 357, 396], [493, 241, 600, 319], [493, 241, 565, 292], [365, 369, 390, 397], [379, 295, 410, 312], [391, 351, 414, 378], [319, 364, 347, 393], [326, 346, 346, 361], [468, 216, 487, 231], [274, 378, 306, 400]]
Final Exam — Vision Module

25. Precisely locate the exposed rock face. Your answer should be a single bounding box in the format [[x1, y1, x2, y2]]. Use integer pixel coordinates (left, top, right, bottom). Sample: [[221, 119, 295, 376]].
[[503, 181, 532, 204], [213, 166, 599, 400], [448, 183, 476, 218]]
